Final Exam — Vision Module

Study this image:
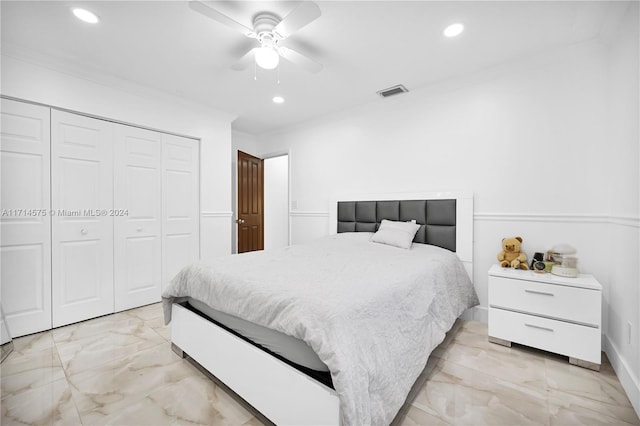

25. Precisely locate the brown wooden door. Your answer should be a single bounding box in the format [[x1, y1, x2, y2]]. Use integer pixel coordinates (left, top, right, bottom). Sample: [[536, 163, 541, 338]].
[[237, 151, 264, 253]]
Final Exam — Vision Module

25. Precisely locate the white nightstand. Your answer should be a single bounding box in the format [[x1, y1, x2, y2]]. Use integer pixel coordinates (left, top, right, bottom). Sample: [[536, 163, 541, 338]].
[[488, 264, 602, 370]]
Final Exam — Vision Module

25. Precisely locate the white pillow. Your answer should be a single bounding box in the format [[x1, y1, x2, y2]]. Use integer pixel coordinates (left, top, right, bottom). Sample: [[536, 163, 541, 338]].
[[370, 219, 420, 249]]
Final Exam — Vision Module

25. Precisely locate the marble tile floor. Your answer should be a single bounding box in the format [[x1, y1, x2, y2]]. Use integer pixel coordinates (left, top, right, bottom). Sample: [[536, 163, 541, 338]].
[[0, 303, 637, 426]]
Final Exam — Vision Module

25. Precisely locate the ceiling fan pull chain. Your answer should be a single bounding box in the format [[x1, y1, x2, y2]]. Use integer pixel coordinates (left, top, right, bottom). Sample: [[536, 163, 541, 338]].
[[254, 60, 257, 81], [277, 63, 280, 85]]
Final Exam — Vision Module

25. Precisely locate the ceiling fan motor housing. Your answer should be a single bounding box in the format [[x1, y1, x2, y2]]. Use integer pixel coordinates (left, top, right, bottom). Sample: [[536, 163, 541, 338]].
[[253, 12, 281, 40]]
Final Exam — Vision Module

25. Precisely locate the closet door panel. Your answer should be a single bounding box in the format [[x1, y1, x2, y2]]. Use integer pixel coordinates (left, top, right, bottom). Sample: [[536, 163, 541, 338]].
[[0, 99, 52, 337], [162, 134, 199, 289], [114, 124, 162, 311], [51, 110, 114, 327]]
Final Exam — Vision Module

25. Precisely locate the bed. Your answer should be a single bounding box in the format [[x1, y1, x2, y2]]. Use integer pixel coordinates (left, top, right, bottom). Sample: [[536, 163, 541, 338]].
[[163, 192, 477, 426]]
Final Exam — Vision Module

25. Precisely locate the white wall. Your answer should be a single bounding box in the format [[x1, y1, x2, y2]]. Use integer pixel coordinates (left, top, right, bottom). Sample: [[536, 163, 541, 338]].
[[1, 54, 236, 260], [255, 32, 639, 412], [257, 39, 611, 294], [603, 2, 640, 414], [231, 130, 258, 253], [264, 155, 289, 250]]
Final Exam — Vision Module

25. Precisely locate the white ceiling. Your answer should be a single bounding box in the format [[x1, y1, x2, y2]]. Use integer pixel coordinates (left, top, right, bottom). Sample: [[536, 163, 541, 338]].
[[0, 1, 629, 135]]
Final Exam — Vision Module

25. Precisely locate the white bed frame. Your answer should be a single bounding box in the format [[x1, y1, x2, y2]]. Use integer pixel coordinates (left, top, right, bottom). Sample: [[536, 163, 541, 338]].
[[171, 191, 474, 426]]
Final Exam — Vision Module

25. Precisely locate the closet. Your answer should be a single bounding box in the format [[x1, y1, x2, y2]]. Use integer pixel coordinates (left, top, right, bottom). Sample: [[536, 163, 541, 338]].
[[0, 98, 200, 337], [51, 110, 115, 327], [0, 100, 52, 337], [113, 124, 162, 312], [161, 134, 200, 294]]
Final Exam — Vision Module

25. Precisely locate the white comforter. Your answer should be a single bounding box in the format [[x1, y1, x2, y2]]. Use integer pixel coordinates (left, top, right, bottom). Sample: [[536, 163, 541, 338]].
[[162, 232, 478, 426]]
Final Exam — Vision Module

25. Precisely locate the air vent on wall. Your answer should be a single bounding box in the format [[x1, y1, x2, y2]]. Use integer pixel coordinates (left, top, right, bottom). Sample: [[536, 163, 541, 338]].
[[377, 84, 409, 98]]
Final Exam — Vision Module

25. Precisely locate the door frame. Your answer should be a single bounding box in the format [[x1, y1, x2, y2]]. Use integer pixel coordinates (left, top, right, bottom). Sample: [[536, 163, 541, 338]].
[[263, 153, 290, 249], [234, 149, 291, 253]]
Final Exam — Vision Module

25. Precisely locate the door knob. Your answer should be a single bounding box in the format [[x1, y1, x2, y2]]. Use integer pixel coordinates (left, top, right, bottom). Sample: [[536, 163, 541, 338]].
[[80, 228, 88, 235], [236, 219, 245, 224]]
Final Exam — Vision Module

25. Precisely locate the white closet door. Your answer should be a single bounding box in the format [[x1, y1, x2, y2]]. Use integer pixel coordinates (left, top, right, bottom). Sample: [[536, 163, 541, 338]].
[[114, 124, 162, 311], [51, 110, 114, 327], [0, 99, 52, 337], [162, 134, 199, 290]]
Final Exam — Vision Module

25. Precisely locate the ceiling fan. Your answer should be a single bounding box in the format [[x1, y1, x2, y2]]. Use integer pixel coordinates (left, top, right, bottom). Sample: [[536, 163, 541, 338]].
[[190, 1, 323, 73]]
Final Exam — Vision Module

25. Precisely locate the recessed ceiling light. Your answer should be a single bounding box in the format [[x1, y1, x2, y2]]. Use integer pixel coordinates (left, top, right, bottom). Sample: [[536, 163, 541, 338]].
[[72, 8, 99, 24], [272, 96, 284, 104], [443, 23, 464, 38]]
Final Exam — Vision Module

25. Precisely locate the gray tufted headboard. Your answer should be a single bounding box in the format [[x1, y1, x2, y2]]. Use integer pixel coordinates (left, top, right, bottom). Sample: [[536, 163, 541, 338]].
[[337, 199, 456, 252]]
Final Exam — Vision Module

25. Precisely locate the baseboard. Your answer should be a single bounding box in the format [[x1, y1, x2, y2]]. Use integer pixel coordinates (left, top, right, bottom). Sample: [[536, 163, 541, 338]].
[[603, 334, 640, 418], [460, 305, 488, 323]]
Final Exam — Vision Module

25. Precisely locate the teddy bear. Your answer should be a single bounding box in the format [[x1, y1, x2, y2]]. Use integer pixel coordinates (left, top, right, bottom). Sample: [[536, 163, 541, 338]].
[[498, 236, 529, 269]]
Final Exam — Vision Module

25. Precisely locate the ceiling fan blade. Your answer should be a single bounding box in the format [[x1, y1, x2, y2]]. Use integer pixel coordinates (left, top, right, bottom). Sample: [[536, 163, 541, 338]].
[[231, 48, 258, 71], [189, 1, 256, 38], [274, 2, 321, 39], [279, 46, 323, 73]]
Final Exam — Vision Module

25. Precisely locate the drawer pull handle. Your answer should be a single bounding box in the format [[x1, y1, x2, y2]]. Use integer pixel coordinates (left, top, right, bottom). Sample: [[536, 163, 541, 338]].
[[525, 289, 554, 296], [525, 323, 554, 332]]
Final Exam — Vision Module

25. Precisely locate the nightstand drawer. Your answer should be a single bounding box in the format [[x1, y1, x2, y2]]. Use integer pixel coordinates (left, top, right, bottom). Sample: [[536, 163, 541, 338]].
[[489, 308, 601, 364], [489, 276, 600, 326]]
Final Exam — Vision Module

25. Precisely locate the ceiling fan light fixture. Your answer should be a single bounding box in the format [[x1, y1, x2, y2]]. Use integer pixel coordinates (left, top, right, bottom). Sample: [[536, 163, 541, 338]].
[[72, 8, 99, 24], [443, 22, 464, 38], [255, 46, 279, 70]]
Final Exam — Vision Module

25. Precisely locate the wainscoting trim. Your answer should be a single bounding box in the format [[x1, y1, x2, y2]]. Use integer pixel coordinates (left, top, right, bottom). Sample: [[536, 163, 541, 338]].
[[475, 212, 639, 228], [289, 211, 330, 217], [201, 211, 234, 218], [609, 215, 640, 228], [291, 211, 639, 227]]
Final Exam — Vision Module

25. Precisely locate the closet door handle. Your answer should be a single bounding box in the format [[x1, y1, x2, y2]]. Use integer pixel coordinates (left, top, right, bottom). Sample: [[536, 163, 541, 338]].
[[80, 228, 88, 235], [525, 289, 554, 297], [136, 227, 143, 232], [525, 323, 554, 332]]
